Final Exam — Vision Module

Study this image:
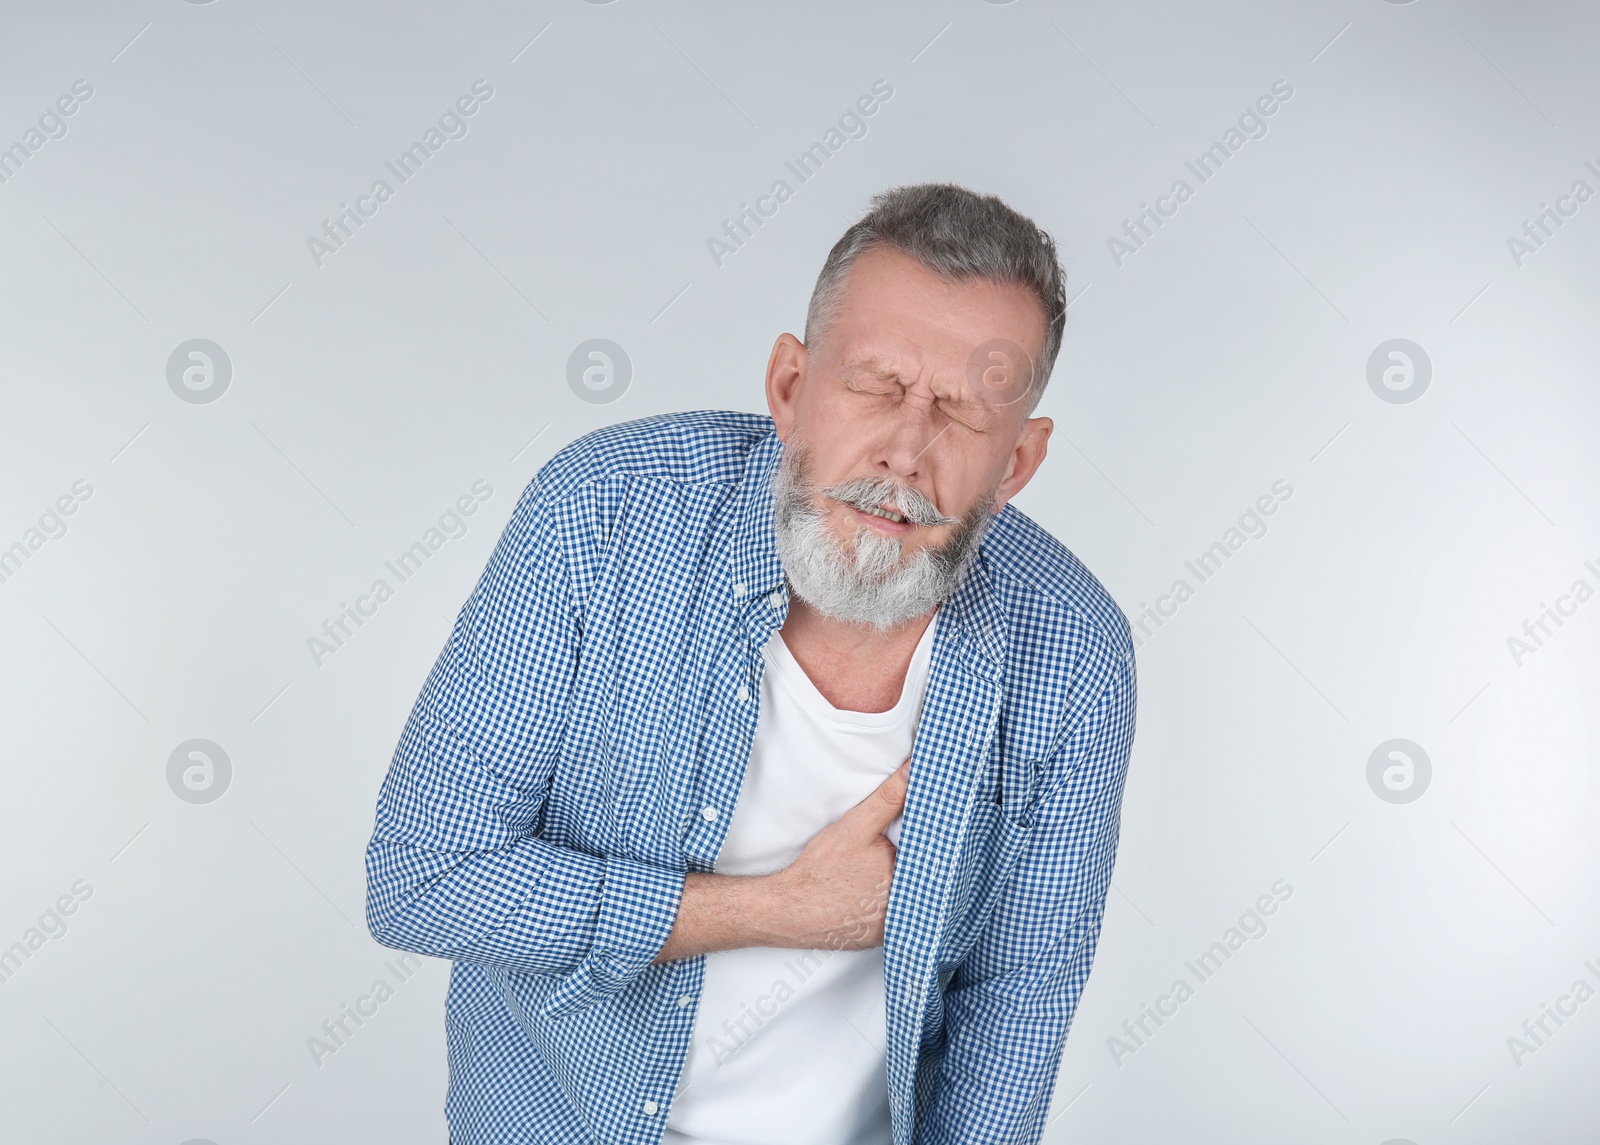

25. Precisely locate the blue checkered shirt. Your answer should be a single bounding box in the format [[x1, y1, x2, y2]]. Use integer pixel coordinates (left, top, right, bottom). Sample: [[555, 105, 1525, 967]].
[[364, 410, 1138, 1145]]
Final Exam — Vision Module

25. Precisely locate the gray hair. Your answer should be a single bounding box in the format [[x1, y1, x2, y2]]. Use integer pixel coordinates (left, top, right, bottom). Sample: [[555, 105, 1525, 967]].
[[803, 182, 1067, 416]]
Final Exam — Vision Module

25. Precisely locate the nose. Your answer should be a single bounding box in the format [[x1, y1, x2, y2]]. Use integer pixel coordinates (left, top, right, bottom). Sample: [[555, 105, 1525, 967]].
[[874, 395, 941, 485]]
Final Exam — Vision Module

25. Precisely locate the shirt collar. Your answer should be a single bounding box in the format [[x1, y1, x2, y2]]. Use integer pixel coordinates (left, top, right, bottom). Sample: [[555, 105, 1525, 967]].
[[729, 424, 1008, 676], [728, 427, 787, 609]]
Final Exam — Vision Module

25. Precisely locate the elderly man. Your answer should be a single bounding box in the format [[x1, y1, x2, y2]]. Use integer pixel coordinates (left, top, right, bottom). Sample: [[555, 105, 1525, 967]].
[[364, 182, 1138, 1145]]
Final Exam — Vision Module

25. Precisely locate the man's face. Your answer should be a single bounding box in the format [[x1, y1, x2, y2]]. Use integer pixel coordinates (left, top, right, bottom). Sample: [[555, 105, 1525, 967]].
[[765, 245, 1054, 627]]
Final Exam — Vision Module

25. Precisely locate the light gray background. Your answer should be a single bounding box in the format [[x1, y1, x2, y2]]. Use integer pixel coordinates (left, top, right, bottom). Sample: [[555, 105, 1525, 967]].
[[2, 1, 1596, 1142]]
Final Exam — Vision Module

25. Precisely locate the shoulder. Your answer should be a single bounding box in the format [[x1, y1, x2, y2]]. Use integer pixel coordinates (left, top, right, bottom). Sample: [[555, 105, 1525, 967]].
[[530, 409, 775, 503], [494, 410, 774, 602], [983, 502, 1136, 689], [980, 504, 1137, 774]]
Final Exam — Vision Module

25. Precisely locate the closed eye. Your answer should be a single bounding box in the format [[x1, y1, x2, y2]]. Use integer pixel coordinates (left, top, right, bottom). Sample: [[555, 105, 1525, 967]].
[[842, 369, 990, 432]]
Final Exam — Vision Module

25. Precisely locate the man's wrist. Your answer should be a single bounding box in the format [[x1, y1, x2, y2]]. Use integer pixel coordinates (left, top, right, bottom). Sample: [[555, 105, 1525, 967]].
[[738, 869, 794, 948], [653, 870, 795, 963]]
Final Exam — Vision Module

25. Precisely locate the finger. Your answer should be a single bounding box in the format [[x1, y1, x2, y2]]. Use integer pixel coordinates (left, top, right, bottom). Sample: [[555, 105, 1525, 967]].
[[846, 760, 912, 834]]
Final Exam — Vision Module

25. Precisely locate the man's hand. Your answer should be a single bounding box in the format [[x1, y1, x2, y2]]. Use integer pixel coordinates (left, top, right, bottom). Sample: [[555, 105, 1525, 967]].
[[768, 757, 910, 951], [651, 758, 911, 963]]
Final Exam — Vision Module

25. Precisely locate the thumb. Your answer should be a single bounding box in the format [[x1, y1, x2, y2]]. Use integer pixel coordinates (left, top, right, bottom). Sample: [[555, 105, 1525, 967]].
[[848, 759, 911, 835]]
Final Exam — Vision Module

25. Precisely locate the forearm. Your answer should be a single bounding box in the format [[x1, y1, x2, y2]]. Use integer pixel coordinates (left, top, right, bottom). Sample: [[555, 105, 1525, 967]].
[[366, 832, 684, 975], [652, 871, 791, 964]]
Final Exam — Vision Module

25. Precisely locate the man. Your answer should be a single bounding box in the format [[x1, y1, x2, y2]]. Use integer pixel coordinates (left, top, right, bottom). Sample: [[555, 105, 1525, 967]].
[[364, 182, 1138, 1145]]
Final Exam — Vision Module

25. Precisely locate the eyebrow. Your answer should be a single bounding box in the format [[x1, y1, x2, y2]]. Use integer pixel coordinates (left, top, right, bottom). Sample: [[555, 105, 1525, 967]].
[[841, 356, 900, 380]]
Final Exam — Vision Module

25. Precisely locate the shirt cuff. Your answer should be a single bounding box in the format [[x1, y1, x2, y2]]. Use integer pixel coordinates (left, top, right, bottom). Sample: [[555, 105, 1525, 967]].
[[538, 851, 687, 1018]]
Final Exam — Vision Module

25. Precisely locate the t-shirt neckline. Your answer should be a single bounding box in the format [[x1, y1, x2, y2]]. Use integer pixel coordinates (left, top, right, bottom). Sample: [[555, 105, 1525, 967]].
[[763, 611, 940, 731]]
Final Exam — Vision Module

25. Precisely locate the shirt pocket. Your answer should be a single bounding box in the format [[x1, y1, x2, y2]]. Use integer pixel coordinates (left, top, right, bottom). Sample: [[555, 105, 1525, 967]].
[[934, 795, 1034, 974]]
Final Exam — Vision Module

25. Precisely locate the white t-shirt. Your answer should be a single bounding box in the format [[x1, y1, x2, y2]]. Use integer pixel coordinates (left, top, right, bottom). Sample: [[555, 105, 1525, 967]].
[[662, 613, 940, 1145]]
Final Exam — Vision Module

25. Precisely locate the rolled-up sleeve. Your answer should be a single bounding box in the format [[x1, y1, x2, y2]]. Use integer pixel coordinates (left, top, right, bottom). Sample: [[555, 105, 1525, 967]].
[[362, 474, 687, 1016], [917, 646, 1137, 1144]]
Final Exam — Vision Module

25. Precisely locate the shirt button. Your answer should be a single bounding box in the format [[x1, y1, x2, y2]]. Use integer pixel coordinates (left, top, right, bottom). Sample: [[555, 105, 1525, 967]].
[[643, 1099, 659, 1116], [700, 805, 718, 821], [677, 994, 692, 1007], [767, 591, 783, 608], [733, 581, 748, 597], [736, 684, 750, 702]]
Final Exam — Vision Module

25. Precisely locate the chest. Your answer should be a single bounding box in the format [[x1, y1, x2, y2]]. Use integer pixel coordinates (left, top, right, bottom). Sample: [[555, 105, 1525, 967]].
[[716, 653, 923, 874], [538, 500, 1044, 896]]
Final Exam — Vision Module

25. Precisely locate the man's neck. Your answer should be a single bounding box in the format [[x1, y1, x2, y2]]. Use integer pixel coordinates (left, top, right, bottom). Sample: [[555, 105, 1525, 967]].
[[775, 596, 937, 714]]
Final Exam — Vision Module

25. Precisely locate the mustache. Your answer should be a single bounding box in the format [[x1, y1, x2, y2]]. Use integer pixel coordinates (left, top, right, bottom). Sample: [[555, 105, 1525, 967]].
[[816, 475, 956, 528]]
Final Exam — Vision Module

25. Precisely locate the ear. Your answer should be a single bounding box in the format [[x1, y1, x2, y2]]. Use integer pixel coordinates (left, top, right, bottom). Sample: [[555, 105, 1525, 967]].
[[765, 333, 808, 442], [991, 416, 1052, 513]]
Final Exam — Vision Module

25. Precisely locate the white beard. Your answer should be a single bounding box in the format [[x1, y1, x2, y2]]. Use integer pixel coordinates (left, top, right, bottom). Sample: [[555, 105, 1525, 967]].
[[769, 440, 996, 633]]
